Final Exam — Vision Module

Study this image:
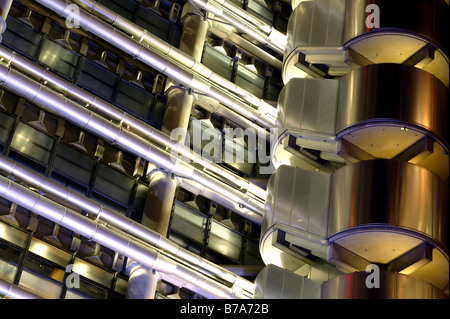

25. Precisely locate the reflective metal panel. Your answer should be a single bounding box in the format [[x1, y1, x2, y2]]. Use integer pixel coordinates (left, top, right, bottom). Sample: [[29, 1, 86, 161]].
[[343, 0, 449, 52], [10, 122, 55, 164], [328, 160, 448, 249], [321, 271, 448, 299], [336, 64, 448, 143]]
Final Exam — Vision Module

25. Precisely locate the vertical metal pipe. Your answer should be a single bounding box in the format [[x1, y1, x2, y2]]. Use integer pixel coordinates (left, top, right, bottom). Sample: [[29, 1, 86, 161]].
[[132, 6, 210, 299]]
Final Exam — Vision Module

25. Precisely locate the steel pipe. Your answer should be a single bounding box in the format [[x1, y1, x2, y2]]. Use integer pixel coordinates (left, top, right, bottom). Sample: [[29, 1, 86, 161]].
[[0, 154, 253, 286], [0, 62, 264, 217], [189, 0, 286, 54], [72, 0, 278, 119], [35, 0, 274, 129], [0, 46, 267, 203], [0, 278, 43, 299], [0, 174, 246, 299]]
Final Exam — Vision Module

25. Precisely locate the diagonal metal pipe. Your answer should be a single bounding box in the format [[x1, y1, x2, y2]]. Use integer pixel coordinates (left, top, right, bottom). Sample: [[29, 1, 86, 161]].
[[0, 174, 248, 299], [0, 62, 265, 221], [0, 45, 267, 202], [0, 154, 255, 290], [71, 0, 279, 120], [34, 0, 275, 130]]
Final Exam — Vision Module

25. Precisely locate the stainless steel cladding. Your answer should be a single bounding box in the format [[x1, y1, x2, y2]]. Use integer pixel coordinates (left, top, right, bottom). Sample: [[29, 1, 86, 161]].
[[322, 271, 448, 299], [336, 64, 449, 142]]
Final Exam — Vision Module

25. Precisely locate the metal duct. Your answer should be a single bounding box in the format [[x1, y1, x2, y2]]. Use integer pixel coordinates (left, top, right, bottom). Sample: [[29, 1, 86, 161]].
[[0, 277, 43, 299], [0, 45, 267, 202], [189, 0, 287, 55], [0, 154, 253, 288], [0, 174, 246, 299], [35, 0, 275, 130], [71, 0, 278, 119], [260, 161, 449, 292], [273, 63, 449, 181], [283, 0, 449, 87], [0, 62, 265, 220]]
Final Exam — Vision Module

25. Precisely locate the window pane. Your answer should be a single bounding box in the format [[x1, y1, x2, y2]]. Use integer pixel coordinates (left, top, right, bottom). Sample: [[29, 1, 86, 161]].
[[170, 203, 206, 244], [0, 223, 29, 248], [98, 0, 136, 20], [78, 59, 117, 100], [53, 143, 95, 186], [235, 64, 265, 99], [19, 269, 63, 299], [0, 113, 15, 145], [202, 45, 233, 81], [38, 38, 80, 79], [94, 163, 134, 206], [136, 8, 170, 41], [115, 79, 154, 120], [10, 122, 55, 164], [209, 221, 242, 261], [247, 0, 273, 25], [3, 17, 42, 58], [72, 257, 113, 288]]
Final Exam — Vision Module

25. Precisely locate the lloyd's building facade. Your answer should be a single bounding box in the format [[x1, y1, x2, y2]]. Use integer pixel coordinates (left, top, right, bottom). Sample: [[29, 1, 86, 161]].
[[0, 0, 448, 299]]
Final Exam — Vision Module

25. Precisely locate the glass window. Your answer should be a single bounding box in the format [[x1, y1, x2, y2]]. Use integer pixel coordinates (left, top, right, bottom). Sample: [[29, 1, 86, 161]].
[[0, 113, 15, 145], [10, 122, 55, 165], [93, 163, 135, 206], [0, 222, 29, 248], [28, 238, 71, 269], [65, 289, 90, 299], [170, 202, 207, 244], [18, 269, 63, 299], [244, 239, 264, 265], [2, 17, 43, 59], [99, 0, 137, 20], [223, 135, 254, 175], [208, 220, 242, 261], [266, 82, 282, 101], [169, 25, 182, 47], [189, 118, 222, 163], [136, 7, 170, 41], [0, 241, 21, 283], [235, 64, 265, 99], [38, 38, 80, 79], [115, 79, 154, 120], [72, 257, 113, 288], [78, 59, 118, 100], [247, 0, 273, 25], [202, 45, 233, 81], [52, 143, 95, 186]]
